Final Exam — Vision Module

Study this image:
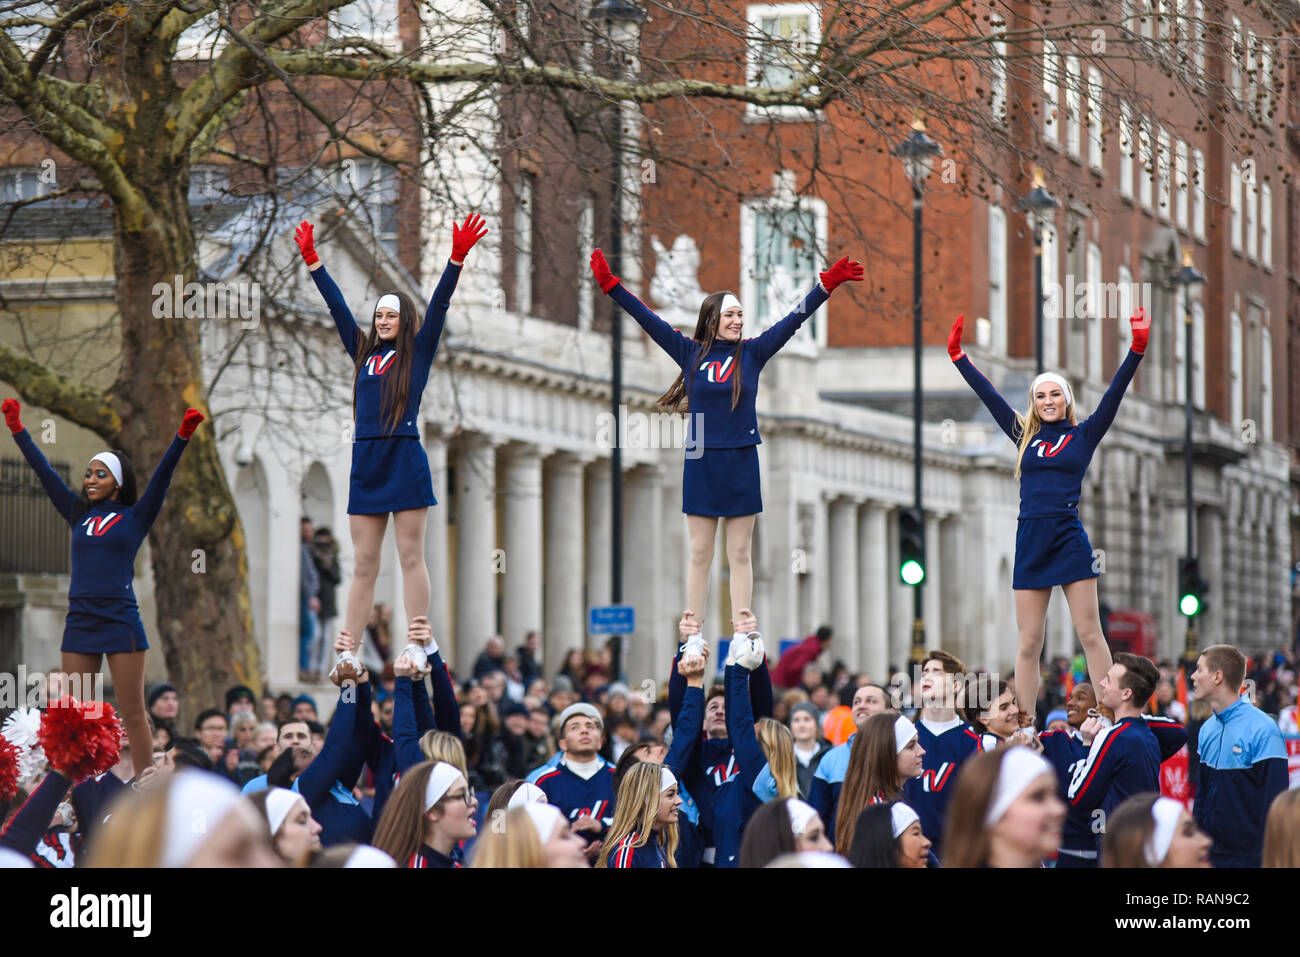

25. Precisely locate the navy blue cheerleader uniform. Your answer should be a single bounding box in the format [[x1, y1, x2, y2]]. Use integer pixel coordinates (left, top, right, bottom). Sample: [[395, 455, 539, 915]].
[[607, 831, 669, 868], [10, 429, 189, 654], [899, 717, 982, 860], [408, 845, 460, 868], [310, 262, 461, 515], [608, 281, 829, 517], [953, 350, 1143, 589]]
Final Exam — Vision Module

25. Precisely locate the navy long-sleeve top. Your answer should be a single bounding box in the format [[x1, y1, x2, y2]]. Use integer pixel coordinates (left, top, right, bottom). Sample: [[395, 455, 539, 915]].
[[899, 718, 982, 860], [295, 684, 374, 847], [309, 262, 461, 439], [710, 664, 768, 868], [12, 429, 188, 601], [392, 652, 461, 774], [953, 350, 1142, 519], [0, 770, 69, 861], [1067, 716, 1163, 851], [662, 684, 704, 868], [606, 831, 669, 868], [608, 281, 829, 448]]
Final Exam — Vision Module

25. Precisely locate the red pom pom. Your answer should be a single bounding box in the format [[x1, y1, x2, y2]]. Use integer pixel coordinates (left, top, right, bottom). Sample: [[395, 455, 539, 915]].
[[38, 696, 123, 782], [0, 735, 20, 802]]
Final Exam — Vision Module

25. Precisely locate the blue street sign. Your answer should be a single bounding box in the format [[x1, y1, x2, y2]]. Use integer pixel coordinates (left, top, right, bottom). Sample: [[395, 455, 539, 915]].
[[589, 605, 635, 635]]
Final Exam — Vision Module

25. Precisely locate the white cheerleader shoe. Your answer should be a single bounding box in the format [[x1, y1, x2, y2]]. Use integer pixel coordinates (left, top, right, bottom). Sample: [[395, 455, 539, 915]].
[[329, 650, 364, 685], [680, 634, 706, 671], [734, 632, 766, 671], [399, 643, 431, 677]]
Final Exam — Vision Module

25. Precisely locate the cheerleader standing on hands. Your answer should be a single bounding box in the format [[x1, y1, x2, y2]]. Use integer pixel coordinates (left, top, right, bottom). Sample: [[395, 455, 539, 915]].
[[297, 215, 488, 663], [2, 398, 203, 777], [590, 248, 862, 645], [948, 308, 1149, 722]]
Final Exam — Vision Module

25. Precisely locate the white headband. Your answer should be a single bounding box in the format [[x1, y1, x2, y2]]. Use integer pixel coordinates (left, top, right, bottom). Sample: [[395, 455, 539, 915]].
[[1031, 372, 1073, 409], [719, 294, 742, 314], [894, 715, 918, 754], [423, 761, 464, 811], [521, 802, 564, 843], [507, 782, 548, 808], [375, 294, 401, 315], [344, 844, 397, 868], [787, 799, 819, 838], [984, 747, 1055, 827], [161, 771, 245, 868], [1144, 798, 1184, 866], [890, 802, 920, 839], [264, 787, 301, 837], [660, 767, 677, 792], [88, 452, 123, 488]]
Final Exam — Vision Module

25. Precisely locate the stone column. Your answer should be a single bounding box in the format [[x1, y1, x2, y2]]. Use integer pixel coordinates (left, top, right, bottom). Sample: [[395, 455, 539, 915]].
[[623, 464, 664, 686], [859, 503, 890, 683], [424, 428, 451, 656], [501, 443, 544, 657], [455, 432, 498, 670], [829, 498, 860, 672], [544, 452, 586, 676], [924, 512, 943, 658], [585, 460, 611, 652]]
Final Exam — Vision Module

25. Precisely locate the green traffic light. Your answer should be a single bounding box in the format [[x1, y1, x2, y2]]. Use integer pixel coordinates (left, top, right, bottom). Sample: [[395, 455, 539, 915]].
[[901, 560, 925, 586], [1179, 593, 1200, 617]]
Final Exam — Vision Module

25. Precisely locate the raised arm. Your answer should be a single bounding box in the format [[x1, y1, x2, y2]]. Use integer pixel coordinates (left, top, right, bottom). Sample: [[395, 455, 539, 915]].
[[1080, 312, 1146, 444], [949, 315, 1022, 443], [134, 410, 202, 531], [724, 663, 765, 791], [667, 655, 707, 780], [0, 770, 68, 859], [391, 671, 426, 775], [4, 401, 78, 522], [428, 652, 461, 737], [295, 683, 357, 810], [592, 249, 696, 368], [298, 223, 362, 358]]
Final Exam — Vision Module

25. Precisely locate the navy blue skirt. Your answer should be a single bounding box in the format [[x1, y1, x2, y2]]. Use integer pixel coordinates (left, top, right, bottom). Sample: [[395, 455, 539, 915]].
[[349, 435, 436, 515], [682, 446, 762, 517], [1013, 514, 1099, 590], [63, 597, 148, 654]]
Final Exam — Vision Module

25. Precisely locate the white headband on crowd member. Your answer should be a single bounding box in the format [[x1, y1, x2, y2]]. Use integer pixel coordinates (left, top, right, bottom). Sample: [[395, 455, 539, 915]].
[[375, 294, 401, 315], [507, 782, 548, 808], [984, 747, 1055, 827], [88, 452, 123, 488], [719, 293, 742, 314], [890, 802, 920, 839], [423, 761, 464, 811], [343, 845, 397, 868], [522, 802, 564, 842], [787, 799, 819, 838], [161, 771, 244, 868], [265, 787, 301, 837], [660, 767, 678, 792], [1030, 372, 1073, 409], [1144, 798, 1185, 866], [894, 715, 918, 754]]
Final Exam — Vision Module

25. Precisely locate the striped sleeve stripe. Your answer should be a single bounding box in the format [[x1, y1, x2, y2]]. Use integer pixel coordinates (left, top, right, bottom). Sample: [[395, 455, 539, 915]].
[[1070, 724, 1128, 805]]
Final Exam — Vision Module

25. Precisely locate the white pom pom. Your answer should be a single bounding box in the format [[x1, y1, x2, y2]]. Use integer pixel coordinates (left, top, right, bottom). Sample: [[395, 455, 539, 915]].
[[3, 709, 47, 786]]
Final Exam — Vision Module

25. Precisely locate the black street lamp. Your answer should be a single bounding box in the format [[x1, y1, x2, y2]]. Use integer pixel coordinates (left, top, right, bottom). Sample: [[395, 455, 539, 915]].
[[1017, 166, 1061, 374], [591, 0, 645, 680], [892, 116, 942, 665], [1172, 248, 1206, 668]]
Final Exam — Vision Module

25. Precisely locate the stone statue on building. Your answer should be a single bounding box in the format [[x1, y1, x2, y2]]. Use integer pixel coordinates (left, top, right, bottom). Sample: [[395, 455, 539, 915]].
[[650, 234, 706, 331]]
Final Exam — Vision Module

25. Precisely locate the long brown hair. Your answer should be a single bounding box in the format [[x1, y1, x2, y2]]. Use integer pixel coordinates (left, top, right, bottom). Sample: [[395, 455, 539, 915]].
[[1100, 792, 1160, 868], [1263, 788, 1300, 868], [834, 713, 904, 855], [658, 291, 744, 413], [943, 749, 1009, 868], [371, 760, 454, 866], [351, 290, 420, 435], [596, 761, 679, 868]]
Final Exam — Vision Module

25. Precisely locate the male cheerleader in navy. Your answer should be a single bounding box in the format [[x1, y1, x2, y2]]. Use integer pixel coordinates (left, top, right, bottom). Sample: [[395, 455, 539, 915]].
[[296, 214, 488, 669], [590, 247, 863, 646], [2, 398, 203, 778], [948, 307, 1150, 724]]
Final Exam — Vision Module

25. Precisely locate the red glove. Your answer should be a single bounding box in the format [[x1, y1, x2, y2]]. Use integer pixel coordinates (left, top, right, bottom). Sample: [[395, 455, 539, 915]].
[[1129, 306, 1149, 355], [589, 249, 620, 294], [818, 256, 864, 294], [450, 213, 489, 264], [178, 408, 204, 440], [948, 315, 965, 362], [1, 398, 22, 434], [295, 221, 319, 267]]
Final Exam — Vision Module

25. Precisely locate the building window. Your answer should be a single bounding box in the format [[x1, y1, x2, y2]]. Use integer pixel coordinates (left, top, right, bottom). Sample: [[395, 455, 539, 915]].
[[1229, 163, 1242, 252], [1065, 55, 1082, 158], [1245, 174, 1258, 261], [746, 3, 822, 122], [990, 19, 1008, 124], [1086, 242, 1102, 380], [740, 174, 827, 350], [1043, 40, 1060, 145], [1137, 118, 1153, 210], [514, 174, 534, 315], [1261, 325, 1273, 440], [1191, 0, 1205, 81], [577, 194, 594, 330], [337, 160, 398, 258], [1260, 182, 1272, 268], [176, 10, 226, 59], [1191, 147, 1206, 239], [188, 165, 226, 204], [1139, 0, 1154, 39], [1173, 139, 1189, 229], [0, 166, 54, 204], [1156, 127, 1172, 220], [1229, 311, 1242, 428], [1087, 67, 1103, 170], [1258, 42, 1273, 121], [1192, 299, 1205, 408], [1040, 223, 1059, 367], [1230, 17, 1243, 102], [1117, 263, 1134, 359], [332, 0, 400, 44], [989, 205, 1007, 355], [1174, 294, 1186, 403], [1118, 102, 1134, 199], [1245, 30, 1258, 108]]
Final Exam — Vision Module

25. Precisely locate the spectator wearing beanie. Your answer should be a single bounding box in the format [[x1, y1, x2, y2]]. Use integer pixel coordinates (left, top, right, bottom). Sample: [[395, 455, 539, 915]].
[[790, 702, 833, 799]]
